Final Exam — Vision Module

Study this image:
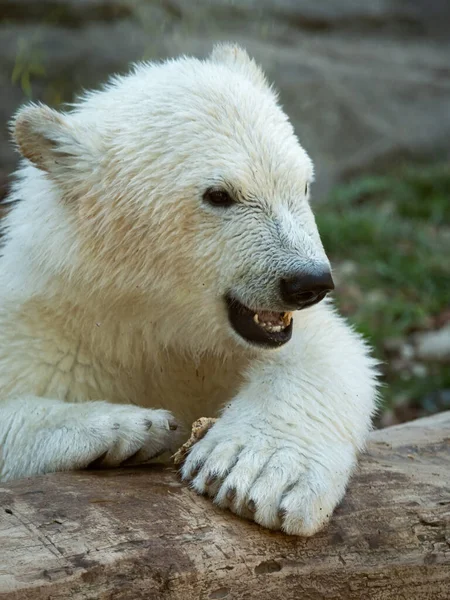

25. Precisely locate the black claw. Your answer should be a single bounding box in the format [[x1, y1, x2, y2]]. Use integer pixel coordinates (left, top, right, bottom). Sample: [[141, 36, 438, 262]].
[[247, 499, 256, 513], [149, 448, 167, 460], [191, 463, 203, 478], [206, 473, 218, 486], [120, 450, 141, 466], [278, 507, 287, 521], [86, 451, 108, 469], [144, 419, 153, 431], [226, 487, 236, 502]]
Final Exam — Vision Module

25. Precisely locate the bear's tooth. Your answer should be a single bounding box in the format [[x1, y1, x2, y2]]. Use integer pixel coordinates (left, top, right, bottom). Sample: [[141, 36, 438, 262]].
[[253, 314, 259, 324], [282, 312, 293, 327]]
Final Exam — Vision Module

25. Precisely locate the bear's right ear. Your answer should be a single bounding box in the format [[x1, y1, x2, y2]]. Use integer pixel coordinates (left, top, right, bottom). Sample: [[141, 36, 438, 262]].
[[12, 103, 101, 181]]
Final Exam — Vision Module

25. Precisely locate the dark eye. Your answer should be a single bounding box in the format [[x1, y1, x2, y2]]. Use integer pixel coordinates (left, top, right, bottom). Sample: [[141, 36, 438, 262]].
[[305, 182, 309, 195], [203, 188, 235, 207]]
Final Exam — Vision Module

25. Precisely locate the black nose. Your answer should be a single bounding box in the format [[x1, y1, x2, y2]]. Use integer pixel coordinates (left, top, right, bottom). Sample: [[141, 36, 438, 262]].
[[280, 270, 335, 309]]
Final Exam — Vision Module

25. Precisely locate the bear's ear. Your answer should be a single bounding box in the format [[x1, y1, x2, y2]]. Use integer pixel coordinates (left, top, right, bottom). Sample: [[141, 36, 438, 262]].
[[210, 43, 268, 89], [12, 103, 101, 180]]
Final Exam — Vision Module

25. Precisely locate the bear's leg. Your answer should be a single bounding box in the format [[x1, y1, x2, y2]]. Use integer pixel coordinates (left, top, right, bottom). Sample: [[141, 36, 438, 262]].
[[0, 396, 180, 481], [181, 306, 378, 536]]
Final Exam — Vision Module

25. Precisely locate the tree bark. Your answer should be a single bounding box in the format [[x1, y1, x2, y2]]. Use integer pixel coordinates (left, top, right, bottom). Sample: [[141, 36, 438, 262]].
[[1, 412, 449, 600]]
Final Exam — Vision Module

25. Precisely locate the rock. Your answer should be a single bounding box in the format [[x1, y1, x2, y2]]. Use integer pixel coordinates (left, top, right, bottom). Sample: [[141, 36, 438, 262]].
[[414, 324, 450, 363], [400, 342, 415, 361], [1, 0, 450, 200], [384, 336, 405, 354], [410, 362, 428, 378], [422, 388, 450, 413]]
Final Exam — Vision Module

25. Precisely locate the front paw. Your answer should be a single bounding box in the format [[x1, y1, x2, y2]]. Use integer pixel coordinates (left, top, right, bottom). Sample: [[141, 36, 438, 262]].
[[81, 404, 181, 469], [181, 422, 356, 536]]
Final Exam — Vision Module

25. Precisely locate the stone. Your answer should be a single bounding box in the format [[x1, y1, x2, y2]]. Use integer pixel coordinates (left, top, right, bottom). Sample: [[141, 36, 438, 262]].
[[1, 0, 450, 201], [414, 324, 450, 363]]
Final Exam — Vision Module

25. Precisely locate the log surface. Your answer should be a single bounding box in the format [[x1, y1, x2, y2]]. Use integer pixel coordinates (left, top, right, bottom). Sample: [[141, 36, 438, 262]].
[[0, 413, 449, 600]]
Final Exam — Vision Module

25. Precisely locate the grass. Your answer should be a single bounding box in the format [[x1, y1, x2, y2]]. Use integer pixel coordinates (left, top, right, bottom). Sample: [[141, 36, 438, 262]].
[[315, 164, 450, 420]]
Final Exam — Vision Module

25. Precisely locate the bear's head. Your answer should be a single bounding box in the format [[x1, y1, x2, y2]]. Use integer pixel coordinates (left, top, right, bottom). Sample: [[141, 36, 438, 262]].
[[11, 44, 333, 354]]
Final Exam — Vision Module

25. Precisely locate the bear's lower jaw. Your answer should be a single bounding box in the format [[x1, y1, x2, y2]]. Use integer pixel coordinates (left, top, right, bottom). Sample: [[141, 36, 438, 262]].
[[225, 295, 293, 348]]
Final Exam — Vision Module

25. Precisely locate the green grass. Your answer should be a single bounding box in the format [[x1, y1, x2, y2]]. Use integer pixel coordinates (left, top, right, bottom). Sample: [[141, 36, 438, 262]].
[[316, 164, 450, 418]]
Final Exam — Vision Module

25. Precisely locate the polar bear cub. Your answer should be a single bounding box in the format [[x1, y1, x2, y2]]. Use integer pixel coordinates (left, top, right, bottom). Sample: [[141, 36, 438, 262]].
[[0, 44, 378, 535]]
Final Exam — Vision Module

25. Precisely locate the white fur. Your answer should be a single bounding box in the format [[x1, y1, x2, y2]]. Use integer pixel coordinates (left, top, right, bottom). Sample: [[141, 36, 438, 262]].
[[0, 44, 378, 535]]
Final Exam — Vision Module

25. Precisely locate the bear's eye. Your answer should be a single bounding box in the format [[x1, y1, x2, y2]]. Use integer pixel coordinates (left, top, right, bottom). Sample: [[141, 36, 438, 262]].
[[305, 182, 309, 196], [203, 188, 235, 207]]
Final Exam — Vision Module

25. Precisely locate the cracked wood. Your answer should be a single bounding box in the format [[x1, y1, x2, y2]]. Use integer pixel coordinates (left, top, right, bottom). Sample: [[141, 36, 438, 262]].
[[0, 412, 449, 599]]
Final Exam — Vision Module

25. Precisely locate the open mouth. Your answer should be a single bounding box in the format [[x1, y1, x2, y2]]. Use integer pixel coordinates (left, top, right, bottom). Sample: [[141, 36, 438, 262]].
[[226, 295, 294, 348]]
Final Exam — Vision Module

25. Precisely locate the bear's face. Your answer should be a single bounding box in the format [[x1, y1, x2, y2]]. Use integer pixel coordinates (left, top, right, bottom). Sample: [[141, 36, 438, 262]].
[[13, 45, 333, 353]]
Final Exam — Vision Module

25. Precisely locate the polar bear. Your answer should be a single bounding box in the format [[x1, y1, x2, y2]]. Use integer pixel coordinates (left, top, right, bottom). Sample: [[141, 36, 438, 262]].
[[0, 44, 378, 535]]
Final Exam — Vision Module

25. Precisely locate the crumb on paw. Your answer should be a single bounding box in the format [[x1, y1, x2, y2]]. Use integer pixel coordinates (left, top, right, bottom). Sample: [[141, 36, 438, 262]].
[[172, 417, 217, 465]]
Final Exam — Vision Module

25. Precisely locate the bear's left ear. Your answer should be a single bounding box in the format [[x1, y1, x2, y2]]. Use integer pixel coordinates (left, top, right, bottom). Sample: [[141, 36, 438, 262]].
[[12, 103, 102, 182], [210, 43, 268, 90]]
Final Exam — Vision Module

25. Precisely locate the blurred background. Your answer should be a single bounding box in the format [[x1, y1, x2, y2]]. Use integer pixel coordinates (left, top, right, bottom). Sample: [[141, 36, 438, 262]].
[[0, 0, 449, 426]]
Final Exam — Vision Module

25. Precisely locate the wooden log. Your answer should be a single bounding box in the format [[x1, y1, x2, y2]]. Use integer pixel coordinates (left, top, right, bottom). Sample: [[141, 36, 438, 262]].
[[0, 412, 449, 600]]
